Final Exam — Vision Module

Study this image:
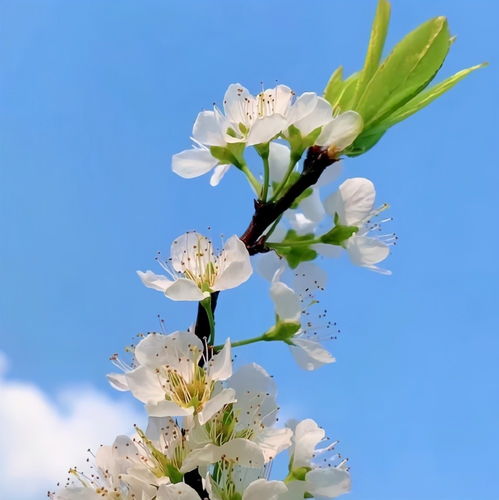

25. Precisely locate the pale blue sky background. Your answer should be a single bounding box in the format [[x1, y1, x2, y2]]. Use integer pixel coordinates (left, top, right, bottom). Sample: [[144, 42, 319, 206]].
[[1, 1, 498, 499]]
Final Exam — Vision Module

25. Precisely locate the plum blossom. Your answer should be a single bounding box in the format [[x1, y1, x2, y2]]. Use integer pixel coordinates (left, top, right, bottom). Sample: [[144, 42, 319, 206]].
[[285, 419, 351, 499], [172, 83, 293, 185], [266, 262, 335, 371], [137, 231, 252, 301], [49, 434, 168, 499], [322, 177, 394, 274], [182, 364, 292, 472], [107, 330, 235, 424], [315, 111, 364, 158]]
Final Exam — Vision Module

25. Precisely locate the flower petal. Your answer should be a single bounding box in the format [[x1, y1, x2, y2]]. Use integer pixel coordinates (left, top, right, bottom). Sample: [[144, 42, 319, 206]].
[[247, 115, 287, 145], [106, 373, 129, 392], [297, 188, 325, 222], [223, 83, 254, 125], [164, 278, 206, 301], [181, 439, 264, 472], [268, 142, 291, 184], [270, 281, 301, 322], [253, 427, 293, 462], [172, 148, 219, 179], [210, 164, 231, 186], [125, 366, 165, 404], [306, 467, 351, 498], [290, 93, 332, 136], [242, 479, 288, 500], [346, 235, 391, 273], [206, 338, 232, 381], [192, 110, 227, 146], [157, 483, 202, 500], [213, 236, 252, 291], [136, 270, 172, 293], [292, 262, 328, 294], [291, 419, 325, 468], [146, 399, 195, 418], [316, 110, 363, 151], [315, 161, 343, 188], [256, 252, 284, 281], [324, 177, 376, 226], [290, 338, 335, 371], [198, 388, 236, 425]]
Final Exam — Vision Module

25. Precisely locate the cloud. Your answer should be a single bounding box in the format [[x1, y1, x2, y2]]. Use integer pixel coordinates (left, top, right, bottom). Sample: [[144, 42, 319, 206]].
[[0, 352, 142, 499]]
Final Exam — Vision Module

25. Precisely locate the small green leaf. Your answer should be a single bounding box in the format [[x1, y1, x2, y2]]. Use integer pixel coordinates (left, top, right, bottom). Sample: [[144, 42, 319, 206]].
[[379, 62, 487, 128], [357, 16, 451, 128], [324, 65, 344, 107], [320, 224, 358, 245], [353, 0, 391, 108], [209, 146, 232, 165], [334, 72, 360, 112]]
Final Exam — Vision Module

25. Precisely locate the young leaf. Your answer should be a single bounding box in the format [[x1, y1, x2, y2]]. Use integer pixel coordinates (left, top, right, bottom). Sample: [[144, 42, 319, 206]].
[[379, 62, 487, 128], [353, 0, 391, 108], [356, 16, 451, 128], [324, 65, 344, 107]]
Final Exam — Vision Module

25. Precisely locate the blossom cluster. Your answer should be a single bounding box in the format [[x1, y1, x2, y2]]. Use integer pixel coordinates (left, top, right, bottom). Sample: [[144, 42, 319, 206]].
[[50, 2, 479, 497]]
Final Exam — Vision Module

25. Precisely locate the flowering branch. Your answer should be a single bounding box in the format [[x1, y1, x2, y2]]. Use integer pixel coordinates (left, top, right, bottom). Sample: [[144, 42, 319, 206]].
[[50, 2, 483, 499]]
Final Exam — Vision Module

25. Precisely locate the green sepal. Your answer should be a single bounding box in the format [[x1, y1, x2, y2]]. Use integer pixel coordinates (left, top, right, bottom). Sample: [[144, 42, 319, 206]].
[[209, 143, 246, 168], [264, 321, 301, 342], [270, 230, 318, 268], [320, 223, 359, 245], [286, 125, 322, 159], [278, 246, 317, 269]]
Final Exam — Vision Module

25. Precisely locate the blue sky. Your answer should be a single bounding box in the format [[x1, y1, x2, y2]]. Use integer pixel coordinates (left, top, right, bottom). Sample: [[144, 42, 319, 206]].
[[1, 1, 498, 499]]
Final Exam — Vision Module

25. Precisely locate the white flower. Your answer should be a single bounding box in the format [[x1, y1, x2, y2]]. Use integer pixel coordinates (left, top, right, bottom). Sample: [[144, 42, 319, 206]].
[[172, 83, 292, 185], [137, 231, 252, 301], [316, 110, 363, 157], [156, 483, 202, 500], [108, 331, 235, 423], [267, 263, 335, 371], [285, 92, 334, 138], [207, 473, 288, 500], [287, 419, 351, 499], [50, 435, 165, 499], [182, 364, 292, 472], [323, 177, 394, 274]]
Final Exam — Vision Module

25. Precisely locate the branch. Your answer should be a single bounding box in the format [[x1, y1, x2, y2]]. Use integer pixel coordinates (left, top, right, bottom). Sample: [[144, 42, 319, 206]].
[[240, 146, 336, 254]]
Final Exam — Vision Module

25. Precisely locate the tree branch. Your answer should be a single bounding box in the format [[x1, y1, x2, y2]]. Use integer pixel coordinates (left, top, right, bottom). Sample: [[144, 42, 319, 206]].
[[240, 146, 336, 254]]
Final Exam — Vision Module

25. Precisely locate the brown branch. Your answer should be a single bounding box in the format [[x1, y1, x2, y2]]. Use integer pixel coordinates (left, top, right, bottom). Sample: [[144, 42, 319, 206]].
[[240, 146, 336, 254]]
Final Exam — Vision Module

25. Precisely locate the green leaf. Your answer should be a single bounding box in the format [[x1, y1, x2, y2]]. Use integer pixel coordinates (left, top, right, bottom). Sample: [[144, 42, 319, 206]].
[[379, 62, 487, 128], [333, 72, 360, 112], [320, 224, 358, 245], [324, 65, 344, 107], [353, 0, 391, 108], [356, 16, 451, 128], [345, 128, 386, 157]]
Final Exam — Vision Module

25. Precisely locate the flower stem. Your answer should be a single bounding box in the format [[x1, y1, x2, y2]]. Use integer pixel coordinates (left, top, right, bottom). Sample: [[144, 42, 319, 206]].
[[214, 334, 266, 351], [268, 238, 320, 248], [201, 297, 216, 345], [261, 154, 271, 201], [239, 163, 262, 195], [270, 155, 300, 201]]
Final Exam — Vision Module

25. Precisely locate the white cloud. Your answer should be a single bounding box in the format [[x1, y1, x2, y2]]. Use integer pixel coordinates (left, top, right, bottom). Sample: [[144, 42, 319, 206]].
[[0, 352, 142, 499]]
